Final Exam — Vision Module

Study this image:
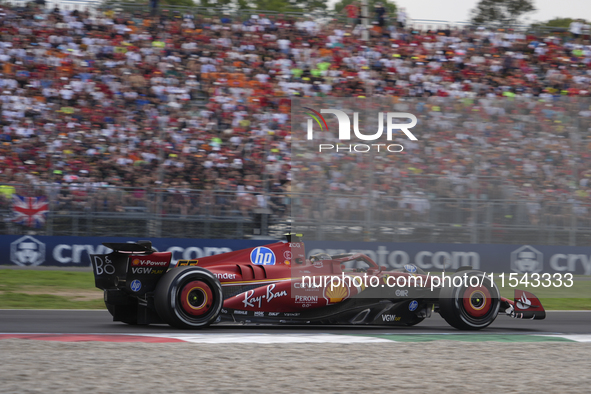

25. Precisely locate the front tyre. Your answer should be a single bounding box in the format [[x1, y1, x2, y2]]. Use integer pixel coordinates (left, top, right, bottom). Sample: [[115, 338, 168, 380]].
[[438, 271, 500, 330], [154, 267, 223, 329]]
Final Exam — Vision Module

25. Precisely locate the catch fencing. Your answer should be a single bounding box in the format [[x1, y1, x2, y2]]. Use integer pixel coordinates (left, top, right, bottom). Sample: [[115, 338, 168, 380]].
[[2, 184, 591, 246]]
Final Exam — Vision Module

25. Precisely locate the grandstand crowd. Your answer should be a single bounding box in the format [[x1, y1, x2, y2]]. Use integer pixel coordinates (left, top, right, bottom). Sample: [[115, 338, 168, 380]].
[[0, 2, 590, 224]]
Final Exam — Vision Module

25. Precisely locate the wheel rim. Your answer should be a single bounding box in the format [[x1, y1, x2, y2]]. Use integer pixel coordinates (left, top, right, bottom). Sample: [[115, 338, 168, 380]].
[[462, 286, 492, 318], [179, 280, 214, 317]]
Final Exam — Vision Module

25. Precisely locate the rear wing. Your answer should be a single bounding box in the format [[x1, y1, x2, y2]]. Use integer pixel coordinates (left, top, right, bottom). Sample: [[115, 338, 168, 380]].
[[90, 241, 171, 296], [102, 240, 155, 254]]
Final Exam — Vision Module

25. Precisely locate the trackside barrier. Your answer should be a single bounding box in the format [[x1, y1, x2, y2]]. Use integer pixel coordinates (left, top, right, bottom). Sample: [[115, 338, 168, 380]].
[[2, 235, 591, 275]]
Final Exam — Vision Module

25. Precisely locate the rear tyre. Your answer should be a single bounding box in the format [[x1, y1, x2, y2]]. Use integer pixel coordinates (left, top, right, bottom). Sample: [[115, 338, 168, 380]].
[[154, 267, 223, 329], [438, 271, 500, 330]]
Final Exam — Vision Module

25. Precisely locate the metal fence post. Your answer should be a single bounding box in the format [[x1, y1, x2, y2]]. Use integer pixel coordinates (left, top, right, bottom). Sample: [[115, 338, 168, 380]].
[[46, 212, 53, 236], [318, 196, 324, 241], [570, 202, 576, 246], [73, 213, 78, 236], [156, 190, 163, 238], [485, 202, 492, 244], [470, 195, 477, 244]]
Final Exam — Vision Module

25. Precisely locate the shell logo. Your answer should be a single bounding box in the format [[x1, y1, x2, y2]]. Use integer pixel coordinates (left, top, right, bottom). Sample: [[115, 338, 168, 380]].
[[284, 260, 290, 266], [324, 283, 349, 304], [132, 259, 140, 266]]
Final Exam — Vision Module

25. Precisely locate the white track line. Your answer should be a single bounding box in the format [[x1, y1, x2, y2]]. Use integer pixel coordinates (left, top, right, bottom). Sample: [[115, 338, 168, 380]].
[[138, 334, 392, 344], [149, 334, 591, 344], [3, 333, 591, 343]]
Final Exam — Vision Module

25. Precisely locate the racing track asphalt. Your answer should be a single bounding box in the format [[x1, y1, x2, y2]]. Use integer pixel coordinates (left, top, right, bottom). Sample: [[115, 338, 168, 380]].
[[0, 310, 589, 335]]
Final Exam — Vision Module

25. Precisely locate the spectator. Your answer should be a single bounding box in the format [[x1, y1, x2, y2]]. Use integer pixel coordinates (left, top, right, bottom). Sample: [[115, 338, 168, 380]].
[[570, 19, 583, 43], [150, 0, 159, 17], [374, 3, 386, 27], [0, 2, 589, 228], [344, 2, 360, 26], [396, 7, 406, 28]]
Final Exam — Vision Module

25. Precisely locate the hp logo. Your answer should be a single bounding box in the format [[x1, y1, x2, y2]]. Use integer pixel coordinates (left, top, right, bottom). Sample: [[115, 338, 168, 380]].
[[130, 280, 142, 292], [250, 247, 276, 266]]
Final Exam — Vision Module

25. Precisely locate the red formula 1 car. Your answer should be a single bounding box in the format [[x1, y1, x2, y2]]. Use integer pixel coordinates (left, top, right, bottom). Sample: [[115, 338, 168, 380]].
[[90, 235, 545, 330]]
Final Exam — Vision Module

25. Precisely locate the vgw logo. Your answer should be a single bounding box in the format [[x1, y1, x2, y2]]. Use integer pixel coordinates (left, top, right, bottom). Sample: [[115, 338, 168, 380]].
[[303, 107, 418, 153]]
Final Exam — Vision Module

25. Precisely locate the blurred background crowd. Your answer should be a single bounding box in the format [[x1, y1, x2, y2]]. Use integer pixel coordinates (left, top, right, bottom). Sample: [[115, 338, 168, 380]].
[[0, 1, 590, 238]]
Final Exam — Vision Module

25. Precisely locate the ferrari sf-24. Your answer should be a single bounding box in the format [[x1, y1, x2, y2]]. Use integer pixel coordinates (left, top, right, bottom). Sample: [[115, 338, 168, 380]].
[[90, 235, 545, 330]]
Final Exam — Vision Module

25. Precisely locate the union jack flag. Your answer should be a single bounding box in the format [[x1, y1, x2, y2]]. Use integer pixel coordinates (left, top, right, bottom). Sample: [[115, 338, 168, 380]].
[[12, 195, 49, 228]]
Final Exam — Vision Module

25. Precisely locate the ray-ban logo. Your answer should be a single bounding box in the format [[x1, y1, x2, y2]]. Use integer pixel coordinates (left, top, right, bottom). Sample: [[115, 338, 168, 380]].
[[304, 109, 418, 152]]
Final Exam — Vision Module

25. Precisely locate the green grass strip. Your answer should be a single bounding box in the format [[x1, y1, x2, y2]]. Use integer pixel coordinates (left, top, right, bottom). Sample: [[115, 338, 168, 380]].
[[0, 293, 105, 309], [0, 269, 97, 290], [0, 269, 105, 309]]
